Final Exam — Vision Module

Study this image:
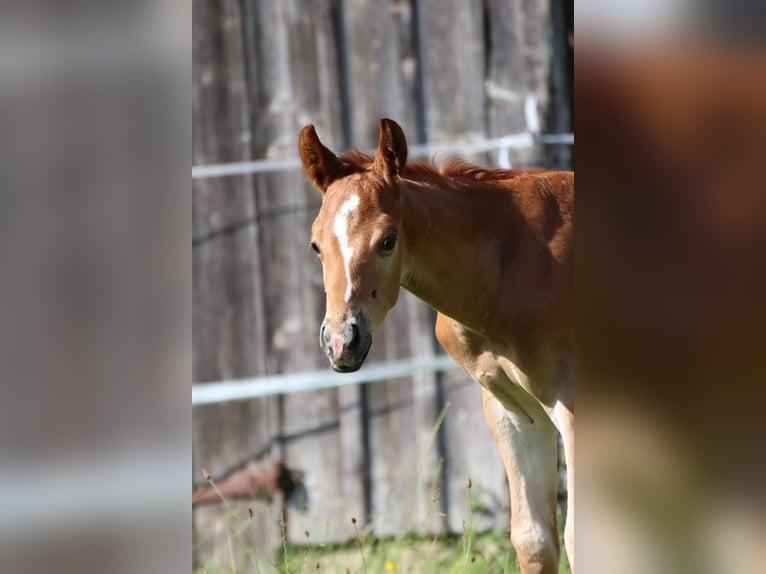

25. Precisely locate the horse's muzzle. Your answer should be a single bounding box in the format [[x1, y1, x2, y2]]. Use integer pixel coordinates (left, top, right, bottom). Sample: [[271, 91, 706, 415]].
[[320, 319, 372, 372]]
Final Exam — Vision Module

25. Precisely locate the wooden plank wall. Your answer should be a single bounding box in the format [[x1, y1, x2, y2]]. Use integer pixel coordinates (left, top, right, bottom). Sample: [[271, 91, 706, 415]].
[[192, 0, 279, 568], [192, 0, 571, 566]]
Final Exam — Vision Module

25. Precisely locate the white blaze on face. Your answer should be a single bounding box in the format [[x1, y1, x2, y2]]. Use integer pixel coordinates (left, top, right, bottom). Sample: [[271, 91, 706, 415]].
[[333, 194, 360, 303]]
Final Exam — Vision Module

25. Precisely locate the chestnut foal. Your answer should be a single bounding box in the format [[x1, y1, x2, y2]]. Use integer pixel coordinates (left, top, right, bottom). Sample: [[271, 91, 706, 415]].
[[300, 119, 573, 574]]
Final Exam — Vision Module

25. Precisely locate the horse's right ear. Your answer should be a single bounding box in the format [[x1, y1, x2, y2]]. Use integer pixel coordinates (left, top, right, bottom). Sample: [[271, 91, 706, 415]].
[[298, 124, 341, 193]]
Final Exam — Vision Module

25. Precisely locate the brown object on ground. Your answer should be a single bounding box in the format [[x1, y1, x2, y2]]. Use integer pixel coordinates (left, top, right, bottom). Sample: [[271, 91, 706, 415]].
[[193, 459, 301, 507]]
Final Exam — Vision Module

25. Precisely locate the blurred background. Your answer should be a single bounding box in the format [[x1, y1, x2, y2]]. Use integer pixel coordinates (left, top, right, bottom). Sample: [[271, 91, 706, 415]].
[[192, 0, 573, 569], [0, 2, 189, 574]]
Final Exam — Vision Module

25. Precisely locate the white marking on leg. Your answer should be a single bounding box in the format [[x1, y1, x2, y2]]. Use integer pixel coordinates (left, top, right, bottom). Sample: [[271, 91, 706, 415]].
[[333, 194, 360, 303]]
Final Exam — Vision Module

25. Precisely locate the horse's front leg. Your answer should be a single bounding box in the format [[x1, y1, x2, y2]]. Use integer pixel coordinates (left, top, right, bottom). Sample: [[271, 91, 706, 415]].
[[435, 314, 561, 573], [482, 387, 560, 574], [552, 400, 574, 571]]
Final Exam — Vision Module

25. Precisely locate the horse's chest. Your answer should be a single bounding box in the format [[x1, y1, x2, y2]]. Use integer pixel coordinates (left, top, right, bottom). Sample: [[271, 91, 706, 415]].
[[439, 316, 552, 410]]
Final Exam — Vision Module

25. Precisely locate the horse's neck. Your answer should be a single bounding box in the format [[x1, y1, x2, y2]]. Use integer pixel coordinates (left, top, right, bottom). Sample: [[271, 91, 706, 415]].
[[399, 179, 518, 331]]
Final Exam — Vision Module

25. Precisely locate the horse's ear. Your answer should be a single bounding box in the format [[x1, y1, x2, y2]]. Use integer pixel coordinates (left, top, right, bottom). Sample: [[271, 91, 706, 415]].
[[299, 124, 341, 193], [372, 118, 407, 180]]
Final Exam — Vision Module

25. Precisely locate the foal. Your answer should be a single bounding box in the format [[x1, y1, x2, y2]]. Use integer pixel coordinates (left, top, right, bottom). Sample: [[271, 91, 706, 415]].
[[300, 119, 573, 574]]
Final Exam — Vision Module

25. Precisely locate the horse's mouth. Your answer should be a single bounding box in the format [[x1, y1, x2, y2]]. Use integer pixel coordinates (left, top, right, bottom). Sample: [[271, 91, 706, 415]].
[[328, 335, 372, 373]]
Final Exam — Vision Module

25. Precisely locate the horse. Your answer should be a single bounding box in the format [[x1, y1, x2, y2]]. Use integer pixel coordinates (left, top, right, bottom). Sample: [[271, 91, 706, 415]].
[[299, 119, 574, 574]]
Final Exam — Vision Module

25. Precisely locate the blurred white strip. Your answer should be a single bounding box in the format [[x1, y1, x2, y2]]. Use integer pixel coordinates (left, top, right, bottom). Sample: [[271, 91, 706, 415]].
[[192, 132, 574, 179], [193, 355, 460, 405], [525, 96, 541, 134], [0, 445, 187, 537], [577, 0, 695, 42], [192, 157, 303, 178]]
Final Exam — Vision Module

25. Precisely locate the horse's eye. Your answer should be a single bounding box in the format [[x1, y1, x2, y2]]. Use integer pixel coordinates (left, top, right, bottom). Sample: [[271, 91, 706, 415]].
[[310, 241, 321, 255], [380, 234, 397, 252]]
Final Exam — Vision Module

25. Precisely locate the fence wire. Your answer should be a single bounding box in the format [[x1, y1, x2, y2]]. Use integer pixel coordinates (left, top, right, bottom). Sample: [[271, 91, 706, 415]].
[[192, 132, 574, 180]]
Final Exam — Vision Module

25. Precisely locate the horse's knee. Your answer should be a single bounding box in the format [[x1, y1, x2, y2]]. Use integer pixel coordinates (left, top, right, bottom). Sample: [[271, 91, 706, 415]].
[[510, 524, 559, 574]]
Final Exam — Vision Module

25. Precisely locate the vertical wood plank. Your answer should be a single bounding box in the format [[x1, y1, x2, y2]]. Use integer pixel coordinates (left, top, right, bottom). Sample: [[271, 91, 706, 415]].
[[413, 0, 509, 534], [342, 0, 444, 537], [485, 0, 552, 167], [547, 0, 573, 169], [192, 0, 280, 567], [416, 0, 486, 146], [240, 0, 366, 544]]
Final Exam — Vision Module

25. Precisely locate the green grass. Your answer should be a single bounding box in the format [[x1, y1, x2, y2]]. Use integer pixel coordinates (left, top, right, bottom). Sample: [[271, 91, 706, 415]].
[[194, 404, 570, 573], [279, 530, 523, 574], [193, 485, 571, 574], [275, 509, 571, 574], [194, 525, 571, 574]]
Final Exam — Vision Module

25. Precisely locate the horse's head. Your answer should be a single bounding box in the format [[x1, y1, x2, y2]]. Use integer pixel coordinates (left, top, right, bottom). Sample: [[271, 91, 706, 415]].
[[299, 119, 408, 372]]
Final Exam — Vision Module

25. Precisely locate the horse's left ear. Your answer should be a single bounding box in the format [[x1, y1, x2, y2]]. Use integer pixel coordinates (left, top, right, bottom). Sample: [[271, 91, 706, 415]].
[[372, 118, 407, 180]]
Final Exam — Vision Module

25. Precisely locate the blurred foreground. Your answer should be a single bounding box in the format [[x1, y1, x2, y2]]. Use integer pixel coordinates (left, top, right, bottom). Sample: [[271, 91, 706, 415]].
[[577, 2, 766, 572]]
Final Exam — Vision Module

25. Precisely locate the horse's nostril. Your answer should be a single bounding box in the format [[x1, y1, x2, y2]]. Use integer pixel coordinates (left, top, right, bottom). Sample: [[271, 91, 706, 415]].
[[347, 323, 361, 351], [320, 324, 330, 345]]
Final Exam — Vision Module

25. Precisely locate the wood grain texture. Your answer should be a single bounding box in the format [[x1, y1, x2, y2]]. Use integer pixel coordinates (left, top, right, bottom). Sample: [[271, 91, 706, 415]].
[[342, 0, 445, 536], [485, 0, 552, 167], [192, 0, 278, 567]]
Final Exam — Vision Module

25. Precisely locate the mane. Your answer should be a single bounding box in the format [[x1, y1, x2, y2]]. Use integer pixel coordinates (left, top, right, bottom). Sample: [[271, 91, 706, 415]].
[[338, 150, 374, 170], [407, 158, 545, 185], [338, 151, 544, 187]]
